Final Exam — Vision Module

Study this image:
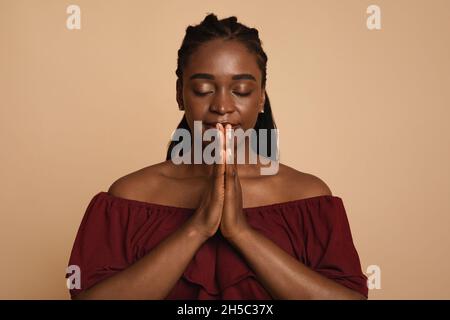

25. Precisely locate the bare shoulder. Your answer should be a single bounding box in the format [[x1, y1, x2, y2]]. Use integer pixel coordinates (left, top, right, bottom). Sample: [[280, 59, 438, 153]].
[[107, 161, 171, 201], [276, 163, 333, 200]]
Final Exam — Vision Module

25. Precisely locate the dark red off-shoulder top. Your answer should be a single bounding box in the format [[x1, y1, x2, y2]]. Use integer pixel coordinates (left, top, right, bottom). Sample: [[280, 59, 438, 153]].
[[67, 191, 368, 299]]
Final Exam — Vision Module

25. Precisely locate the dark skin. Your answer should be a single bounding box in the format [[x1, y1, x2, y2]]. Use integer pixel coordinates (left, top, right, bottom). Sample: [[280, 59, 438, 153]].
[[73, 39, 366, 300]]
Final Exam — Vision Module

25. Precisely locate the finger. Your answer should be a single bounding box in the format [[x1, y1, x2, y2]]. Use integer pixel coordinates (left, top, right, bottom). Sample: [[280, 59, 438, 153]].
[[231, 134, 242, 196], [225, 162, 235, 200], [225, 124, 236, 193], [221, 123, 227, 165], [234, 160, 242, 195], [212, 123, 225, 190], [219, 123, 226, 174]]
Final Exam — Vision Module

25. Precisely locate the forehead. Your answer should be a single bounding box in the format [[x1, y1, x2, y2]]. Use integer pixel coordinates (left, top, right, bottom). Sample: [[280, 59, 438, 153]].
[[184, 39, 260, 79]]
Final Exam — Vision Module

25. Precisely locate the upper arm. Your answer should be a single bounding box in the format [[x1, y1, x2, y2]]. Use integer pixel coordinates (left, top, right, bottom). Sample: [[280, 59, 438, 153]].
[[302, 173, 333, 197], [108, 175, 136, 198], [278, 165, 333, 200], [107, 171, 148, 200], [284, 169, 332, 200], [107, 166, 162, 202]]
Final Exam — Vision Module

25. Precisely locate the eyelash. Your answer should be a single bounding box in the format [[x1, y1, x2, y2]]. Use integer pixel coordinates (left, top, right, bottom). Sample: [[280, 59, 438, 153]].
[[235, 92, 252, 97], [193, 91, 252, 97]]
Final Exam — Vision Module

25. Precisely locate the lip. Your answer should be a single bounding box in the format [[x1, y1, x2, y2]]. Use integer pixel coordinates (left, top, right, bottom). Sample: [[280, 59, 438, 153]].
[[203, 122, 241, 129]]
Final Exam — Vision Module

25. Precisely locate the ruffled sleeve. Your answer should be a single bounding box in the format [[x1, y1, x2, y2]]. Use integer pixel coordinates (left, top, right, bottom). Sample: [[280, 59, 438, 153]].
[[66, 192, 137, 298], [294, 196, 368, 298]]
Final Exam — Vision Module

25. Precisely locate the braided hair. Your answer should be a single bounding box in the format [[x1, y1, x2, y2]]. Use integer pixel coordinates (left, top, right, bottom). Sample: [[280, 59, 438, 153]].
[[166, 13, 277, 161]]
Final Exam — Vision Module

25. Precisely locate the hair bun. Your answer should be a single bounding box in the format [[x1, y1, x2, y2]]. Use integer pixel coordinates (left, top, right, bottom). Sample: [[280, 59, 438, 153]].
[[203, 13, 218, 24], [228, 16, 238, 24]]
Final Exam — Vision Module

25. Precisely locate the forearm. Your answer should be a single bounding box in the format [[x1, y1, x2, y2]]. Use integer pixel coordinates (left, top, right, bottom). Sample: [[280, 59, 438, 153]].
[[74, 218, 208, 300], [227, 228, 366, 300]]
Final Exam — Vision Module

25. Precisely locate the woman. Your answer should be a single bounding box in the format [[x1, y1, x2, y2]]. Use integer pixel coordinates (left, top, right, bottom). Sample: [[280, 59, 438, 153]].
[[67, 13, 368, 300]]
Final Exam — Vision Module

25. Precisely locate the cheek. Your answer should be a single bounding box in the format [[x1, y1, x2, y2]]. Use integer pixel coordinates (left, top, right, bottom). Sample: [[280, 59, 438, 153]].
[[184, 102, 206, 121], [183, 105, 209, 134], [239, 103, 261, 130], [185, 96, 210, 116]]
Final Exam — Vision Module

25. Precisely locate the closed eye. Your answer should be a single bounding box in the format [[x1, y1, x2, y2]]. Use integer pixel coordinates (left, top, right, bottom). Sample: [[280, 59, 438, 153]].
[[193, 90, 212, 97], [193, 90, 252, 97], [233, 91, 252, 97]]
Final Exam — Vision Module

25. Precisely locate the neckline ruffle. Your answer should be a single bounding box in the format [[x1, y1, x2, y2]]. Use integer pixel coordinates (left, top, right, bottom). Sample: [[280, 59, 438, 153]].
[[97, 191, 342, 213]]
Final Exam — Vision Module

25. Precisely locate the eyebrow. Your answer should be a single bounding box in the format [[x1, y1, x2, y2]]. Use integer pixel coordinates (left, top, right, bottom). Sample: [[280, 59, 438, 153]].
[[189, 73, 256, 82]]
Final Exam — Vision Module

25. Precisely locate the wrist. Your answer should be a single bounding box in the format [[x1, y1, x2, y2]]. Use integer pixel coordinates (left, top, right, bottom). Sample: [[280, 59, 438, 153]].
[[185, 217, 214, 242], [223, 225, 253, 244]]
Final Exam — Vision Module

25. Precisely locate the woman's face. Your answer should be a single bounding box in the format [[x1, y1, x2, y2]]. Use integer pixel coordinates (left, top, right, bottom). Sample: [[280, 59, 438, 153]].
[[177, 39, 266, 141]]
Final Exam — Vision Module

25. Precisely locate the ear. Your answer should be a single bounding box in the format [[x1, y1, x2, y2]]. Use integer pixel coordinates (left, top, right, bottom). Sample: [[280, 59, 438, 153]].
[[259, 87, 266, 112], [176, 79, 184, 110]]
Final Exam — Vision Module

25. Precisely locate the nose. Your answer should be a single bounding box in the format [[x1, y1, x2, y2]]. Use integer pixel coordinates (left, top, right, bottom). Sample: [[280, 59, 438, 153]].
[[209, 88, 236, 115]]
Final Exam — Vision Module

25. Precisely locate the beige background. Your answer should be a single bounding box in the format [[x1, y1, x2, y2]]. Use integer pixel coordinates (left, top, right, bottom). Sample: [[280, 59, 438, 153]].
[[1, 0, 449, 299]]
